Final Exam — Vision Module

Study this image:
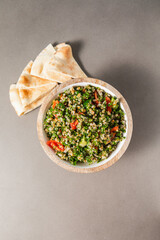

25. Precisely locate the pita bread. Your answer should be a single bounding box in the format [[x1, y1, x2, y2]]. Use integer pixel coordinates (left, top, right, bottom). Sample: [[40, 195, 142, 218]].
[[19, 83, 56, 107], [31, 43, 87, 83], [17, 61, 57, 88], [23, 60, 33, 73], [15, 60, 57, 107], [9, 84, 25, 116], [9, 43, 87, 116], [9, 84, 51, 116], [10, 60, 57, 116]]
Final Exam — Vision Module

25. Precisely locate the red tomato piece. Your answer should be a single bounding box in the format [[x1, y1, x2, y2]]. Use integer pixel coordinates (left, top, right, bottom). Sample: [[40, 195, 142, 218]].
[[111, 132, 116, 140], [52, 100, 59, 109], [78, 112, 84, 115], [105, 96, 111, 103], [106, 96, 112, 112], [111, 126, 119, 133], [94, 91, 99, 105], [70, 119, 78, 130], [107, 106, 112, 113], [47, 140, 64, 152]]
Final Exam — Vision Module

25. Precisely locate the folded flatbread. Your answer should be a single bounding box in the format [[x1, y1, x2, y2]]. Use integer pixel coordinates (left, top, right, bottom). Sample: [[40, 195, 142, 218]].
[[18, 83, 56, 107], [16, 61, 57, 107], [31, 43, 87, 83], [9, 84, 52, 116], [9, 43, 87, 116], [17, 61, 55, 88]]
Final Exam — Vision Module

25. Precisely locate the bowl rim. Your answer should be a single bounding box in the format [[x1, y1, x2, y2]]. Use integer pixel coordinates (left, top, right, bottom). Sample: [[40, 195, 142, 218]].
[[37, 78, 133, 173]]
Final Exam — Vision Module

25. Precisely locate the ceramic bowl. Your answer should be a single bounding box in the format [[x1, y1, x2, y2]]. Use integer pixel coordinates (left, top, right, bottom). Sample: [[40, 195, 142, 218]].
[[37, 78, 133, 173]]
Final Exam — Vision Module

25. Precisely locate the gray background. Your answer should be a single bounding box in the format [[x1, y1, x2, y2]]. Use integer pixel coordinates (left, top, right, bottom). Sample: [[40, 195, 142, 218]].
[[1, 0, 160, 239]]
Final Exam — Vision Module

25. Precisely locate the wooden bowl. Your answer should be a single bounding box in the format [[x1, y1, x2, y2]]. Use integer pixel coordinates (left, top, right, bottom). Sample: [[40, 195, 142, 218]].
[[37, 78, 133, 173]]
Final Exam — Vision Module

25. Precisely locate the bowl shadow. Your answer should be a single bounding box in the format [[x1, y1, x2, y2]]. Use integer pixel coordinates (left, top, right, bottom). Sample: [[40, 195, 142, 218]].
[[97, 63, 158, 153]]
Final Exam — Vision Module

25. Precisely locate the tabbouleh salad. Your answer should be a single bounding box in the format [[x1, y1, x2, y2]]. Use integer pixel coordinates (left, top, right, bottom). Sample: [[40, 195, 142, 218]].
[[44, 85, 126, 165]]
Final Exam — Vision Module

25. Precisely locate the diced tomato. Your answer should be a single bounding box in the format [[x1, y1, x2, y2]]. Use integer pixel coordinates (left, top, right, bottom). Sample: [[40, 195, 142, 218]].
[[78, 112, 84, 115], [94, 91, 99, 105], [52, 100, 59, 109], [55, 142, 64, 151], [107, 106, 112, 113], [70, 119, 78, 130], [47, 140, 64, 152], [60, 93, 63, 99], [111, 126, 119, 132], [105, 96, 111, 103], [47, 140, 55, 148], [106, 96, 112, 113], [111, 132, 116, 140], [109, 126, 119, 140]]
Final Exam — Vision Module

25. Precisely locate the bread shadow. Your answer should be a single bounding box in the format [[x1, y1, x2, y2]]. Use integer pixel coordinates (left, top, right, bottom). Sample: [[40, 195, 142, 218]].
[[97, 63, 158, 153], [52, 40, 92, 77]]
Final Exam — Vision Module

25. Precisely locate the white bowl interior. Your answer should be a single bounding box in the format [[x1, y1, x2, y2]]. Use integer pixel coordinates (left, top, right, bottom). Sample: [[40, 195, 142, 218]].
[[42, 82, 128, 169]]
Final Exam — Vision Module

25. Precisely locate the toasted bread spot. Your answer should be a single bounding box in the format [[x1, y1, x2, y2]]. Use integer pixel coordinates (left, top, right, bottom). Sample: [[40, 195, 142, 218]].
[[21, 89, 32, 99], [20, 76, 30, 86], [59, 45, 72, 59], [24, 61, 33, 73]]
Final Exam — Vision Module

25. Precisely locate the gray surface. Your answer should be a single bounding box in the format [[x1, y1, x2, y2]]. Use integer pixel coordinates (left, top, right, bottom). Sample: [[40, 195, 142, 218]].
[[1, 0, 160, 239]]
